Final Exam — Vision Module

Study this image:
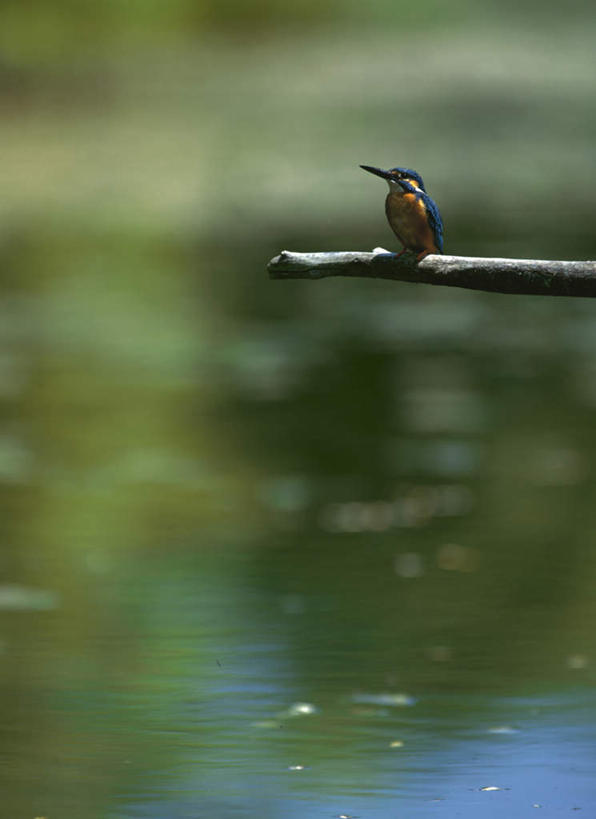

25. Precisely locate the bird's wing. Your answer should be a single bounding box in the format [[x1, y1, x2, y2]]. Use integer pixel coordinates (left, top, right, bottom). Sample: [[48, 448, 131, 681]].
[[422, 192, 444, 253]]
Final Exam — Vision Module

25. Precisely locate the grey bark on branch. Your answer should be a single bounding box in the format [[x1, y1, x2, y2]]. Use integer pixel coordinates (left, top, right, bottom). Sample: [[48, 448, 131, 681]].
[[267, 249, 596, 297]]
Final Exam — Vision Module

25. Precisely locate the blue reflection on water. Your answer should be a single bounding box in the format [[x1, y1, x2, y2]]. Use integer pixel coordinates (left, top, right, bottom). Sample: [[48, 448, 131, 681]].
[[118, 689, 596, 818]]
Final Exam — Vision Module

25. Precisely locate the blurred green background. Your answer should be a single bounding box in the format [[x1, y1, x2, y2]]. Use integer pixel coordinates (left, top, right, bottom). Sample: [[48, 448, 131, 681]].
[[1, 1, 596, 817]]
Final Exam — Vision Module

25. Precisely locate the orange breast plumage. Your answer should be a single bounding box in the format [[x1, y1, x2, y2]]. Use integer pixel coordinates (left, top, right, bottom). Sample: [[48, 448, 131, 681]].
[[385, 192, 439, 256]]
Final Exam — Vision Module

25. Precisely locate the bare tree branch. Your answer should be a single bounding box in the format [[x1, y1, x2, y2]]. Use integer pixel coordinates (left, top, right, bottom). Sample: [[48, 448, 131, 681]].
[[268, 249, 596, 297]]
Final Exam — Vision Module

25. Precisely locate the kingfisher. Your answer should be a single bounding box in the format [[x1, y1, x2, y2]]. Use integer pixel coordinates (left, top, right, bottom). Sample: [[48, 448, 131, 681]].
[[360, 165, 443, 260]]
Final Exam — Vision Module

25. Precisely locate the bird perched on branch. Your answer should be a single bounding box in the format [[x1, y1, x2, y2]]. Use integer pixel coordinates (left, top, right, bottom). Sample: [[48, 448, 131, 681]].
[[360, 165, 443, 260]]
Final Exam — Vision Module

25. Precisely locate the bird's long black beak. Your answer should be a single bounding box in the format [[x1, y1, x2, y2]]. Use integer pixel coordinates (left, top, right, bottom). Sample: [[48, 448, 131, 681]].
[[360, 164, 391, 180]]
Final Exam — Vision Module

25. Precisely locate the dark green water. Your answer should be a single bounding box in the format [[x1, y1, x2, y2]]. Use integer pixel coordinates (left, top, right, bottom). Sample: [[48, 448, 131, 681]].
[[2, 226, 596, 818]]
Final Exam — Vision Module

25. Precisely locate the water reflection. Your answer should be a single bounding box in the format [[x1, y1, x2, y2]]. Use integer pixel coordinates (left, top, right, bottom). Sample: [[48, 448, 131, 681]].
[[3, 234, 596, 815]]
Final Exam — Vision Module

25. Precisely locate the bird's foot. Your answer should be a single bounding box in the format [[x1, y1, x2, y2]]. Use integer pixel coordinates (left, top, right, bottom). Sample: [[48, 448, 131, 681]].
[[372, 247, 409, 261]]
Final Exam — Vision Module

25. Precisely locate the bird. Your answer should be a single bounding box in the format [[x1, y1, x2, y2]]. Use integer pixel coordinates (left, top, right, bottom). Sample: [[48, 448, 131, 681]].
[[360, 165, 443, 260]]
